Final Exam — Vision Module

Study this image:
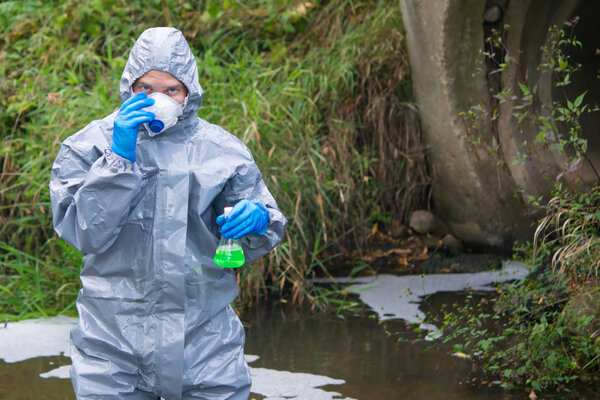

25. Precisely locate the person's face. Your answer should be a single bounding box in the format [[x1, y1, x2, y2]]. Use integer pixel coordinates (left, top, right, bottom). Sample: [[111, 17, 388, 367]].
[[132, 70, 188, 104]]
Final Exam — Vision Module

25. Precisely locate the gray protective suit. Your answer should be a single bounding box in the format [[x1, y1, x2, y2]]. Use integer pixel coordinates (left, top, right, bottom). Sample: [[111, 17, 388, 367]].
[[49, 27, 286, 400]]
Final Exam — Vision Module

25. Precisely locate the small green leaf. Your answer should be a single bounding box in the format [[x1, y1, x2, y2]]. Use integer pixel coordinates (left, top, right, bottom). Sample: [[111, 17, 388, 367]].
[[559, 59, 568, 70], [208, 3, 220, 19], [536, 130, 546, 142], [518, 82, 531, 96], [574, 91, 586, 108]]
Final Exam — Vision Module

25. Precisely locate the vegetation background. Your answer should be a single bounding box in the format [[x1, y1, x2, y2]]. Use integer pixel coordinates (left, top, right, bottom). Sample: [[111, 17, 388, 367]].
[[2, 0, 598, 397], [0, 0, 428, 317]]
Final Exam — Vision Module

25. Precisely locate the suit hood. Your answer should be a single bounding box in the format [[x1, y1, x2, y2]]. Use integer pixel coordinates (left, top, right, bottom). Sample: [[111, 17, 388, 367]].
[[119, 27, 203, 120]]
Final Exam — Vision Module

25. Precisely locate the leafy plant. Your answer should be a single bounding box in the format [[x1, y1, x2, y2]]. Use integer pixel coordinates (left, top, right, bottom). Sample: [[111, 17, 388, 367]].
[[442, 18, 600, 398], [460, 19, 599, 181], [441, 211, 599, 396]]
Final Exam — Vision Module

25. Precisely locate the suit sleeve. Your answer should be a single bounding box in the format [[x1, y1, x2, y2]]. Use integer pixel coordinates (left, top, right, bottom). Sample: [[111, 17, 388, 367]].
[[214, 156, 287, 263], [49, 126, 143, 254]]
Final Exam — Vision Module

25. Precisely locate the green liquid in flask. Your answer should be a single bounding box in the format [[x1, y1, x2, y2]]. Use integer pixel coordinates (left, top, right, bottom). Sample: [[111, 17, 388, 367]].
[[214, 242, 245, 268]]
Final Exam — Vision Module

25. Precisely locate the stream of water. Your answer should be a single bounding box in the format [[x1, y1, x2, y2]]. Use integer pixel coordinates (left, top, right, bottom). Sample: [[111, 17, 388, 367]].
[[0, 265, 527, 400], [243, 296, 518, 400]]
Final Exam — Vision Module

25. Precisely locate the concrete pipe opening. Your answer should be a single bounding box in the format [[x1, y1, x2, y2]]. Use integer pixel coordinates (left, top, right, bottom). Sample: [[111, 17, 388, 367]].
[[400, 0, 599, 250]]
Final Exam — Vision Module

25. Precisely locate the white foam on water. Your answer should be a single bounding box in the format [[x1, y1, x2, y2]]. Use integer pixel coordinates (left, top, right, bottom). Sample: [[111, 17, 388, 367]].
[[0, 315, 76, 363], [244, 354, 260, 363], [245, 356, 355, 400], [344, 260, 529, 339], [40, 364, 71, 379], [0, 318, 353, 399], [249, 368, 355, 400]]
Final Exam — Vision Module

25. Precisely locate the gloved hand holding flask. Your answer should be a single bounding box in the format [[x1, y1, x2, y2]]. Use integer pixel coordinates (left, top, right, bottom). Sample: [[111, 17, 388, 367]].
[[214, 201, 269, 268], [110, 92, 155, 161], [216, 199, 270, 239]]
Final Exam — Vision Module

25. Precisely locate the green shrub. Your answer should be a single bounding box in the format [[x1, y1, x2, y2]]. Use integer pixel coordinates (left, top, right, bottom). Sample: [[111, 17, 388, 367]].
[[442, 186, 600, 397], [441, 18, 600, 397]]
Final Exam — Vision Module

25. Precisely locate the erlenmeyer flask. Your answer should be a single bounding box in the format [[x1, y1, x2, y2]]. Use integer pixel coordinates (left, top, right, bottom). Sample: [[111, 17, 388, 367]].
[[213, 207, 246, 268]]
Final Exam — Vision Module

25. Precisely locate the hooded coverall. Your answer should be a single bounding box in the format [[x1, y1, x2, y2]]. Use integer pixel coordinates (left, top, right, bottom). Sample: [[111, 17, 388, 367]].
[[49, 27, 287, 400]]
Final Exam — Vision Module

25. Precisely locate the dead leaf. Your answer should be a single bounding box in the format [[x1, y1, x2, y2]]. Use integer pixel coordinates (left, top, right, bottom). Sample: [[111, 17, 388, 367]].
[[383, 248, 413, 256], [371, 223, 378, 236]]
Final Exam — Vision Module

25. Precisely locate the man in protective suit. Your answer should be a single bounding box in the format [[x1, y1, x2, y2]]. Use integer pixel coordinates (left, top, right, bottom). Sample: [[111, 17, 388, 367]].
[[49, 27, 287, 400]]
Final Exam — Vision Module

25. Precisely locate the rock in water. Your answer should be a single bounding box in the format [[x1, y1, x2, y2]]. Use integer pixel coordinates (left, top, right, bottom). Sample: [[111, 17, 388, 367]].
[[409, 210, 435, 234], [442, 234, 463, 255]]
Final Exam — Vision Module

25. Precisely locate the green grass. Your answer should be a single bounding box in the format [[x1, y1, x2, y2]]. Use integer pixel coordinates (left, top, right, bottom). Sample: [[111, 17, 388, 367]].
[[1, 0, 426, 318]]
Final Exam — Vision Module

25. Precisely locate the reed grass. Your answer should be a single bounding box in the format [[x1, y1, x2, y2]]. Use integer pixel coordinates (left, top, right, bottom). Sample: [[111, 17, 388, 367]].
[[533, 185, 600, 281], [1, 0, 428, 318]]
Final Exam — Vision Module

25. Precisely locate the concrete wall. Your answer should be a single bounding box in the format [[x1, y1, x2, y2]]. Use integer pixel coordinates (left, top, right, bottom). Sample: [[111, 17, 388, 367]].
[[399, 0, 599, 250]]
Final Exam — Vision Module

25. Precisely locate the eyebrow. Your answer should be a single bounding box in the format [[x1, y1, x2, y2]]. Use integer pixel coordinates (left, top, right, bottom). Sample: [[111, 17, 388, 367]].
[[135, 80, 184, 90], [135, 79, 153, 87]]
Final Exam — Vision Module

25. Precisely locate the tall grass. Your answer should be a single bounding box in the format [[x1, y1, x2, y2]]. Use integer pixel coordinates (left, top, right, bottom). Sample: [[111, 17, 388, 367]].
[[1, 0, 428, 318], [533, 185, 600, 281]]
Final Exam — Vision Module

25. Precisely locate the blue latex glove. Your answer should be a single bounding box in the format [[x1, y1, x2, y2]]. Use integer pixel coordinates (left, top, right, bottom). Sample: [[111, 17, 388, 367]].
[[216, 200, 270, 239], [110, 92, 155, 161]]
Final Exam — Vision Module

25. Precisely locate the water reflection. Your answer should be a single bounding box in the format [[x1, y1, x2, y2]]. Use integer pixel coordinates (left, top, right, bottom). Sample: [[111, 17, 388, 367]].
[[242, 296, 517, 400], [0, 292, 519, 400], [0, 356, 73, 400]]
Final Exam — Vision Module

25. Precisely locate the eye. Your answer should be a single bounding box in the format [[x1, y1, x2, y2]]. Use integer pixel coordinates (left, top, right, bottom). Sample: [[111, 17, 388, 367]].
[[141, 85, 152, 92], [167, 88, 178, 94]]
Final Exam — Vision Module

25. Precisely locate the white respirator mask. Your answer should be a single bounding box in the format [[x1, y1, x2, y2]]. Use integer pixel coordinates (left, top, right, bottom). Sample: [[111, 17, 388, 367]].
[[142, 92, 184, 137]]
